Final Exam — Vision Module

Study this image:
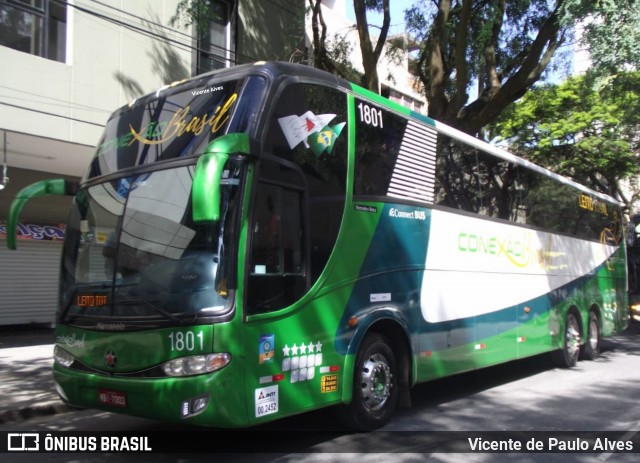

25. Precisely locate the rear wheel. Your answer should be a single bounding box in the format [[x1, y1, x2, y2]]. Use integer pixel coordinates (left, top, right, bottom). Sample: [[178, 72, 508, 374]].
[[553, 312, 581, 368], [580, 311, 601, 360], [336, 333, 399, 431]]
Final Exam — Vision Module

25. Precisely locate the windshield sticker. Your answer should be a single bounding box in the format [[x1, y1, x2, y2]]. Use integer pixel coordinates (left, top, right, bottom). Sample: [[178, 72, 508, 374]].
[[259, 334, 275, 364], [255, 385, 278, 418], [278, 112, 345, 157], [95, 93, 238, 157], [130, 93, 237, 146], [191, 85, 224, 96]]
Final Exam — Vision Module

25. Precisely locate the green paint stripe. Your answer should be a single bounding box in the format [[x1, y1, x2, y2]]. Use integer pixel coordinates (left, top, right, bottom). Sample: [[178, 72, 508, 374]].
[[349, 83, 437, 128], [349, 83, 411, 116], [409, 110, 437, 127]]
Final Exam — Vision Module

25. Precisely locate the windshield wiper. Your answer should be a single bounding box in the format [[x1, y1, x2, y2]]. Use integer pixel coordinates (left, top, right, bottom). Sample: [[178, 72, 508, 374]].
[[118, 299, 197, 324]]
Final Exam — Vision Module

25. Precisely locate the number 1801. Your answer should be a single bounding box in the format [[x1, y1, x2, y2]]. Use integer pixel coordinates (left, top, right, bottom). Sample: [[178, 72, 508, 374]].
[[357, 102, 383, 128]]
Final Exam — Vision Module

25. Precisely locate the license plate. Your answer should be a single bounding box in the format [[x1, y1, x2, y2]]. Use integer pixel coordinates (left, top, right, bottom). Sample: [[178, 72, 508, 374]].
[[98, 389, 127, 408]]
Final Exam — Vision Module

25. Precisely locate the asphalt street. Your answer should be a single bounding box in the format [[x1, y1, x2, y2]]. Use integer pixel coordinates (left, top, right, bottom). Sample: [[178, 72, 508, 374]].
[[0, 323, 71, 424]]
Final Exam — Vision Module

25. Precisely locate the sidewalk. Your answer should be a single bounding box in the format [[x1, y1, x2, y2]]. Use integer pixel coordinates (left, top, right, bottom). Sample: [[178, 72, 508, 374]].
[[0, 326, 73, 424]]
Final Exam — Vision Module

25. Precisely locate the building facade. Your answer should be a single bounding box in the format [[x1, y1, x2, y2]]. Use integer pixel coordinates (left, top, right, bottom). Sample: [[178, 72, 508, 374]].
[[0, 0, 304, 324], [0, 0, 424, 325]]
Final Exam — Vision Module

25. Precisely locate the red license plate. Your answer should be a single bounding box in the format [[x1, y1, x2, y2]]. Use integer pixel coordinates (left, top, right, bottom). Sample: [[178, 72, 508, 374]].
[[98, 389, 127, 408]]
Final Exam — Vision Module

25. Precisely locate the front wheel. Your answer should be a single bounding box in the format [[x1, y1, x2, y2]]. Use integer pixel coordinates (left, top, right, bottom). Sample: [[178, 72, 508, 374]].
[[552, 312, 581, 368], [336, 333, 399, 431]]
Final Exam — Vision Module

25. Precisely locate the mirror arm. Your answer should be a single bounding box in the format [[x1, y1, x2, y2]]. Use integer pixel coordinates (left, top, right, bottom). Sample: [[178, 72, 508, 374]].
[[192, 133, 250, 223]]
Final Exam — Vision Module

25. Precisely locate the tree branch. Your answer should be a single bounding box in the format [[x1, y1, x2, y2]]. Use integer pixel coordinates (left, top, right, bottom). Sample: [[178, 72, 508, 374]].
[[447, 0, 473, 121], [353, 0, 391, 91], [457, 1, 567, 134], [427, 0, 452, 121], [483, 0, 506, 90], [308, 0, 337, 74]]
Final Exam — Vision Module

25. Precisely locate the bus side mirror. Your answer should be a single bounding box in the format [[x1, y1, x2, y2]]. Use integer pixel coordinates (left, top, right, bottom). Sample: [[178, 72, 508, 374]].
[[6, 179, 78, 250], [192, 133, 250, 223]]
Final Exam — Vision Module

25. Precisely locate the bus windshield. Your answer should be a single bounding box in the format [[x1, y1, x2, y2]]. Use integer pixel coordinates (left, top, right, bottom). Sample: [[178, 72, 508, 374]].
[[60, 159, 244, 329], [55, 73, 265, 330], [85, 74, 264, 179]]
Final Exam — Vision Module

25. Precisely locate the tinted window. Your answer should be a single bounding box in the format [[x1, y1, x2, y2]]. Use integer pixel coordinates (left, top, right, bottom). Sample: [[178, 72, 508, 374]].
[[86, 76, 266, 179], [0, 0, 66, 62], [354, 99, 437, 203], [247, 83, 348, 314], [434, 135, 483, 212], [434, 133, 621, 242]]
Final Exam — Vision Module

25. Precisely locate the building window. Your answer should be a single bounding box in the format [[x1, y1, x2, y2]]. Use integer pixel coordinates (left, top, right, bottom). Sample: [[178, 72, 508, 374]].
[[0, 0, 66, 62], [195, 0, 235, 75]]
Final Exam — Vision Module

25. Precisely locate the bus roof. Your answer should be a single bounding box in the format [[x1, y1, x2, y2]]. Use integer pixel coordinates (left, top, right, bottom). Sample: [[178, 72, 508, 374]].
[[120, 61, 351, 115], [117, 61, 621, 208]]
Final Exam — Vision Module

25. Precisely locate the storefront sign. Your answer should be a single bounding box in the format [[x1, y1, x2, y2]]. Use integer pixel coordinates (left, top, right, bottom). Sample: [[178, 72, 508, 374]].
[[0, 222, 65, 241]]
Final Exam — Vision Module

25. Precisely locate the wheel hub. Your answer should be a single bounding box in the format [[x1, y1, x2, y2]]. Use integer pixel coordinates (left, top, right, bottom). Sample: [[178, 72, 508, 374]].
[[588, 319, 598, 350], [566, 317, 581, 358], [360, 353, 393, 412]]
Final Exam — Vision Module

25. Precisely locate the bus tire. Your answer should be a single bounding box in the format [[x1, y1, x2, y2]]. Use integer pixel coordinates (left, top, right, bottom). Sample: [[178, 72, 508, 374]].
[[580, 311, 601, 360], [552, 311, 581, 368], [337, 333, 399, 431]]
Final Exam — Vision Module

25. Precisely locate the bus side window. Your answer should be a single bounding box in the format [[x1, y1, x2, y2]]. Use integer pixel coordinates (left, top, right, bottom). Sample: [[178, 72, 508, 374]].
[[247, 82, 348, 315], [250, 183, 303, 276], [247, 162, 307, 314]]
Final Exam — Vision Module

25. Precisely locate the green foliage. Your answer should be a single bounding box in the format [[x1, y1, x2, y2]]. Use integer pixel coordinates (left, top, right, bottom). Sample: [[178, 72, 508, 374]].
[[560, 0, 640, 74], [402, 0, 640, 135], [170, 0, 225, 38], [489, 72, 640, 198], [404, 0, 570, 133], [364, 0, 385, 12], [326, 31, 361, 83]]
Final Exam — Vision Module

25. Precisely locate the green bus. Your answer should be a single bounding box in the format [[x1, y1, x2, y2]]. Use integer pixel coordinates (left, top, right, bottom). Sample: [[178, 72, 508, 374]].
[[6, 61, 628, 431]]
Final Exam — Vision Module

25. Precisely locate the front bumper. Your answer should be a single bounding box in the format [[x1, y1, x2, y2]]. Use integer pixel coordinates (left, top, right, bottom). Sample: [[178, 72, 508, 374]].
[[53, 362, 247, 428]]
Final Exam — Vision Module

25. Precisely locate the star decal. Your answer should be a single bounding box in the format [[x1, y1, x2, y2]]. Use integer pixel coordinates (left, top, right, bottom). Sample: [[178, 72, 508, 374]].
[[105, 350, 117, 368]]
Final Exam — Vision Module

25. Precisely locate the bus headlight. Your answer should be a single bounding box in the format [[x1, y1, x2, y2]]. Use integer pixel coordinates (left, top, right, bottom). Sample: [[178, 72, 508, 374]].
[[54, 345, 75, 368], [162, 353, 231, 377]]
